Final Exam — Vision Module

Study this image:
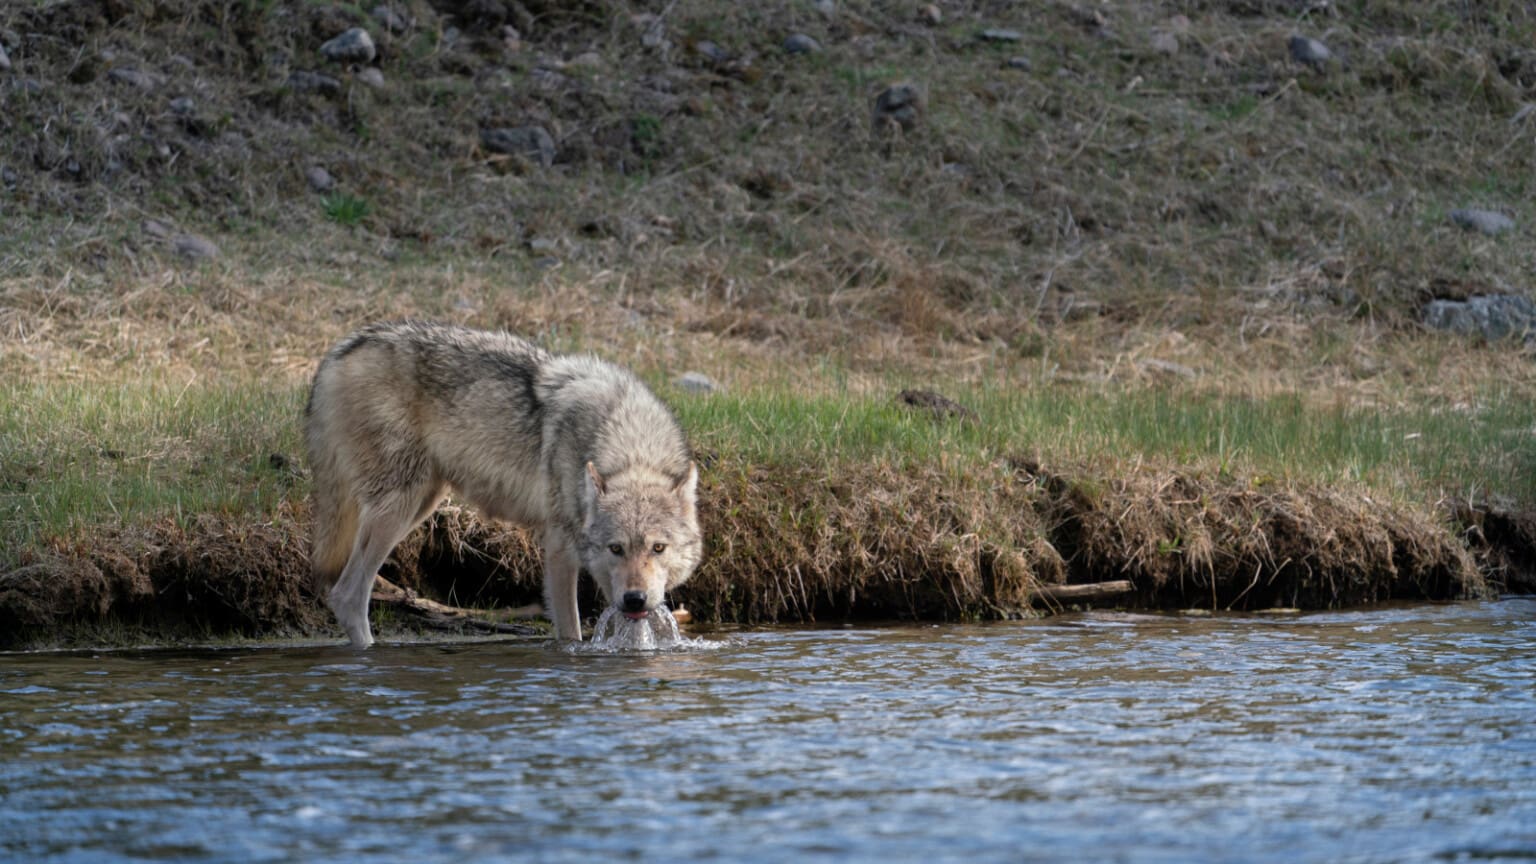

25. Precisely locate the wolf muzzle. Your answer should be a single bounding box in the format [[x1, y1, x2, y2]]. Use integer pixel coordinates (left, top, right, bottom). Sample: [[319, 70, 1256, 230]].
[[621, 590, 649, 619]]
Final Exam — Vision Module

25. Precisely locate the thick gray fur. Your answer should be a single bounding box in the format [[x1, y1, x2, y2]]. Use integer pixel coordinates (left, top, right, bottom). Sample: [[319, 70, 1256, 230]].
[[305, 321, 701, 647]]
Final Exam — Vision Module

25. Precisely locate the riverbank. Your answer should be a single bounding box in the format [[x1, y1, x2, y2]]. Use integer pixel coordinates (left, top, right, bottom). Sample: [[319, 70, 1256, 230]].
[[2, 1, 1534, 648]]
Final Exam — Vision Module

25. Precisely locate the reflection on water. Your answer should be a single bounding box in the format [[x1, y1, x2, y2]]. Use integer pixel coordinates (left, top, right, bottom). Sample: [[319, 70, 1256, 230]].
[[2, 599, 1534, 863]]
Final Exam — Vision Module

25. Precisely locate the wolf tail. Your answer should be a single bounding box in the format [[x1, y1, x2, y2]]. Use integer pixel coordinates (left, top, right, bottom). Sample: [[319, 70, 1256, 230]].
[[305, 387, 359, 594], [309, 471, 359, 594]]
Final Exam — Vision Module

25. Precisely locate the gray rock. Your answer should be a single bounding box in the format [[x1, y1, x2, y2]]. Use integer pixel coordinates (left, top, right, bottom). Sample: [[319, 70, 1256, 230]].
[[320, 27, 376, 64], [305, 165, 335, 192], [288, 70, 342, 95], [1422, 294, 1536, 342], [169, 96, 195, 115], [695, 40, 731, 65], [897, 389, 977, 422], [356, 66, 385, 88], [979, 28, 1023, 43], [677, 372, 719, 394], [141, 219, 173, 239], [107, 66, 163, 90], [633, 13, 668, 49], [1450, 208, 1515, 236], [1288, 34, 1330, 67], [1139, 358, 1197, 379], [1, 166, 17, 187], [813, 0, 836, 19], [171, 233, 219, 261], [481, 125, 556, 166], [872, 81, 923, 134], [784, 33, 821, 55], [918, 4, 942, 25], [1005, 55, 1032, 70], [371, 5, 409, 34]]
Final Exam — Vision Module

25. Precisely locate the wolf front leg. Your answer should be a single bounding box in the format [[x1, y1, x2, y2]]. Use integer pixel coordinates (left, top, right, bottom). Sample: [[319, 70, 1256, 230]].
[[542, 528, 583, 640]]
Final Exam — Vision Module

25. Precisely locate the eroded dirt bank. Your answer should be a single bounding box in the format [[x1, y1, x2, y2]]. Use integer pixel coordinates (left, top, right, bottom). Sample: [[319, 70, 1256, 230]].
[[3, 465, 1529, 649]]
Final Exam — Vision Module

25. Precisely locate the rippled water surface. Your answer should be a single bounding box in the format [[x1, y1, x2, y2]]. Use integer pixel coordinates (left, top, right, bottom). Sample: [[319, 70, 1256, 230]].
[[3, 599, 1535, 863]]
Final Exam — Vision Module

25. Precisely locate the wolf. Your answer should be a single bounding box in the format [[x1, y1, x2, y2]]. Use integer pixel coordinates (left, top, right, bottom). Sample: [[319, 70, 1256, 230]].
[[304, 320, 702, 647]]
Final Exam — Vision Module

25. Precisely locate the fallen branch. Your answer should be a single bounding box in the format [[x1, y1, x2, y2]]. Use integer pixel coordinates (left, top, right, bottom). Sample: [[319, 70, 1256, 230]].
[[1030, 580, 1135, 605], [372, 575, 544, 636]]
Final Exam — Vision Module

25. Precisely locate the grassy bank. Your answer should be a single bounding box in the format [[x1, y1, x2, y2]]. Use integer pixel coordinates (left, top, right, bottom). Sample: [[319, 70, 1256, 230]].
[[2, 0, 1535, 646], [1, 364, 1528, 646]]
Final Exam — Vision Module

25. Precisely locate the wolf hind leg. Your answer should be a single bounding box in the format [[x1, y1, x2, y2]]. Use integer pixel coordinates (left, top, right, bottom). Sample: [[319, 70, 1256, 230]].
[[330, 483, 444, 648]]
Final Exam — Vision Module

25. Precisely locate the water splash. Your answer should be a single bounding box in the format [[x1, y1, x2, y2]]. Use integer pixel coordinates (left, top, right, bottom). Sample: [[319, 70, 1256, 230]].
[[573, 606, 722, 653]]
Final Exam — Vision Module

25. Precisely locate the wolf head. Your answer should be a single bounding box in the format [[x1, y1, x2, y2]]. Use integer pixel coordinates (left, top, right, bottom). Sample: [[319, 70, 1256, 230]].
[[580, 461, 702, 620]]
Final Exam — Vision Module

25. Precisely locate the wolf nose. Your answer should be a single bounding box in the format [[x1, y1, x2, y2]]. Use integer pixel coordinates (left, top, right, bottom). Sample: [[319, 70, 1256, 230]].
[[621, 591, 647, 613]]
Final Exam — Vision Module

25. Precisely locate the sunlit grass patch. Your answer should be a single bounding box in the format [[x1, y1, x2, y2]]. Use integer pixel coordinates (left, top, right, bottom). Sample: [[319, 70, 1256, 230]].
[[671, 376, 1536, 505], [0, 376, 305, 551]]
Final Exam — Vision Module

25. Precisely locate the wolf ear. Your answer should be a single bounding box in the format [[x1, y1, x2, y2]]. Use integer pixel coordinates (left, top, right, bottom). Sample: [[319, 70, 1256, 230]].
[[586, 461, 608, 496], [583, 462, 607, 527], [672, 461, 699, 509]]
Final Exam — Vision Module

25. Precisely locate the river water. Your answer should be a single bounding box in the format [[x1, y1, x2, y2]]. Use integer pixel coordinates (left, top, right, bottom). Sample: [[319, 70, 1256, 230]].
[[3, 599, 1534, 863]]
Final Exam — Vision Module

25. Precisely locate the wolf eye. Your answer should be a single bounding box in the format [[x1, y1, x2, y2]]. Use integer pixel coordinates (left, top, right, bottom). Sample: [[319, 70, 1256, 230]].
[[608, 544, 624, 556], [651, 542, 667, 554]]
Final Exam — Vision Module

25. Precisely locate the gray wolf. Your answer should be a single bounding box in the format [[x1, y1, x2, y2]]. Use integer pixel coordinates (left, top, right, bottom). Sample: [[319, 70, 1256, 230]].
[[304, 321, 702, 647]]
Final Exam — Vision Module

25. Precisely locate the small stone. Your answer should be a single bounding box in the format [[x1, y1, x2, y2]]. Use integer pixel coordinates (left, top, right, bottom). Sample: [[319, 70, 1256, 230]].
[[1139, 358, 1197, 379], [305, 165, 334, 192], [676, 372, 719, 394], [813, 0, 836, 18], [568, 51, 603, 69], [918, 4, 941, 25], [1, 166, 17, 187], [979, 28, 1023, 43], [1151, 31, 1179, 56], [897, 389, 977, 423], [1288, 34, 1330, 67], [320, 27, 376, 64], [107, 66, 161, 90], [1005, 55, 1032, 70], [356, 66, 385, 88], [632, 14, 668, 49], [141, 219, 172, 239], [1422, 294, 1536, 342], [371, 5, 409, 34], [1449, 208, 1515, 236], [527, 237, 559, 255], [481, 125, 556, 166], [871, 81, 923, 134], [695, 40, 731, 65], [168, 96, 195, 115], [783, 33, 821, 55], [171, 233, 219, 261], [288, 70, 342, 95]]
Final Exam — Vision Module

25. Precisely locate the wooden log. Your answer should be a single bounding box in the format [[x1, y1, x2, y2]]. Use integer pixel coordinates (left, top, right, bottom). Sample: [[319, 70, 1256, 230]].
[[1030, 580, 1134, 604], [371, 575, 543, 636]]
